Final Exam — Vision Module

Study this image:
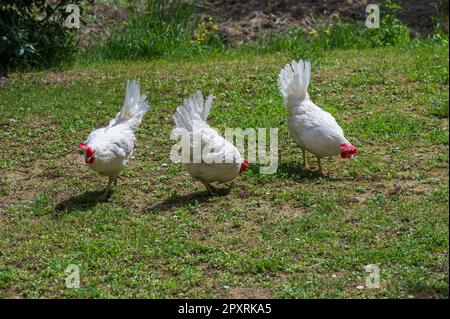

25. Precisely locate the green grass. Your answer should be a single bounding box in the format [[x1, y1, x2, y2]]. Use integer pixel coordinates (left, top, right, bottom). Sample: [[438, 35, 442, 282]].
[[0, 43, 448, 298]]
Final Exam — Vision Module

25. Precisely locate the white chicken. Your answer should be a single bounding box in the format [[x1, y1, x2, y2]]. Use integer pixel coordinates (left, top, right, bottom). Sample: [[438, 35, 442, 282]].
[[278, 60, 357, 174], [172, 91, 249, 194], [79, 80, 149, 196]]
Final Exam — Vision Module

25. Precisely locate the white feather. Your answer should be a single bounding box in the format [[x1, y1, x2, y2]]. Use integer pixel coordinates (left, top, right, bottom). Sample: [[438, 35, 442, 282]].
[[173, 91, 243, 184], [278, 60, 352, 158], [109, 80, 150, 131], [82, 80, 149, 180]]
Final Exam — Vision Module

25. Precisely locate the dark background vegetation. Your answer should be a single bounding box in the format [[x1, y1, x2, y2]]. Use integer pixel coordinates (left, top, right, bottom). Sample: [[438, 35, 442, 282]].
[[0, 0, 448, 71]]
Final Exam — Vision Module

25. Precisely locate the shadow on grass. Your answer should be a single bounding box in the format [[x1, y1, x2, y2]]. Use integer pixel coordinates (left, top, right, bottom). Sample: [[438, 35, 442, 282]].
[[143, 187, 230, 214], [246, 162, 331, 181], [274, 162, 343, 181], [54, 189, 111, 213]]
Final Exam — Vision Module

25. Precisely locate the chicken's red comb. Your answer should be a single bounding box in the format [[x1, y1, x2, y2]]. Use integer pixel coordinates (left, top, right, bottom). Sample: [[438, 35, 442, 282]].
[[239, 159, 250, 174], [79, 143, 95, 157], [340, 144, 357, 154]]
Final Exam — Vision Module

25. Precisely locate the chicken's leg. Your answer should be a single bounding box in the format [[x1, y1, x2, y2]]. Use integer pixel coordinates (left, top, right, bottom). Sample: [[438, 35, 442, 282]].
[[202, 181, 217, 195], [115, 175, 125, 186], [316, 156, 324, 175], [101, 176, 114, 199], [302, 149, 315, 171]]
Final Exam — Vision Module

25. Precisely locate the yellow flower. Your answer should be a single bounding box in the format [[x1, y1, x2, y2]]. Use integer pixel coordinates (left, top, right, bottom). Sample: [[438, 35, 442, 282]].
[[309, 28, 318, 36], [324, 29, 331, 34]]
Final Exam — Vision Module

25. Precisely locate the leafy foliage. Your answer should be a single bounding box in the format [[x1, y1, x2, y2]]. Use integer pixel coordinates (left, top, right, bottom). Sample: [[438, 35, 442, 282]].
[[0, 0, 82, 69], [364, 0, 411, 46]]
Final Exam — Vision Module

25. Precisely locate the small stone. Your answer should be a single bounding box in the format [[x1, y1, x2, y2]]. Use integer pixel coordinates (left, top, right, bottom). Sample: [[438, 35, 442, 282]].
[[223, 285, 230, 289], [331, 274, 337, 279], [161, 163, 168, 168], [356, 285, 364, 290]]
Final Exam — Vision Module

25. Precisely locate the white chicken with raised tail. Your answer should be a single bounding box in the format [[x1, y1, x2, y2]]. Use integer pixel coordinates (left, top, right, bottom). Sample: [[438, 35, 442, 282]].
[[278, 60, 357, 174], [79, 80, 149, 196], [172, 91, 249, 194]]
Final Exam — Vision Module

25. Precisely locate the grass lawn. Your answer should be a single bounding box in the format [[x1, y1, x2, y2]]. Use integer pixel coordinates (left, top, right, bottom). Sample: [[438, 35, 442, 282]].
[[0, 43, 448, 298]]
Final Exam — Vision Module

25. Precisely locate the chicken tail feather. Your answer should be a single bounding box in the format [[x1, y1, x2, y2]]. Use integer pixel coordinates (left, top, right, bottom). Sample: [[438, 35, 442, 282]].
[[278, 59, 311, 109], [109, 80, 150, 131], [173, 91, 214, 132]]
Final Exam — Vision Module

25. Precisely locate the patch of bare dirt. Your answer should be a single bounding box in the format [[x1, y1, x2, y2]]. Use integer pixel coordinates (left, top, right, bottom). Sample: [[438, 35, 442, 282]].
[[204, 0, 366, 44], [2, 287, 19, 299], [78, 2, 128, 48], [382, 176, 445, 200], [201, 0, 448, 44], [0, 171, 31, 209], [41, 71, 72, 86], [0, 151, 88, 210], [40, 70, 97, 86], [430, 167, 449, 177]]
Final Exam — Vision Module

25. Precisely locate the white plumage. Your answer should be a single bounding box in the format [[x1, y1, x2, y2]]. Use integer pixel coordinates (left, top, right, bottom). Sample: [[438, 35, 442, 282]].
[[278, 60, 357, 174], [80, 80, 149, 195], [173, 91, 248, 193]]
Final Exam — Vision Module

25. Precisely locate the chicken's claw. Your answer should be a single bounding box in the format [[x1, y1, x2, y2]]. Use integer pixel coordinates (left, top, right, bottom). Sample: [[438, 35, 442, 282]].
[[303, 164, 316, 172]]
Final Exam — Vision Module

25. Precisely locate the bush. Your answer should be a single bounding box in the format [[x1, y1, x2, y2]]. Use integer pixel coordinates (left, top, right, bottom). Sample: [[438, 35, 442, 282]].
[[363, 0, 411, 47], [0, 0, 82, 69]]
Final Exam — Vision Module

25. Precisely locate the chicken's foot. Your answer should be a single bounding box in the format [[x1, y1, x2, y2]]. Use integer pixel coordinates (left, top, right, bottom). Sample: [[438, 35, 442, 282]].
[[114, 175, 125, 186], [100, 177, 114, 199], [302, 149, 315, 171], [202, 181, 217, 195]]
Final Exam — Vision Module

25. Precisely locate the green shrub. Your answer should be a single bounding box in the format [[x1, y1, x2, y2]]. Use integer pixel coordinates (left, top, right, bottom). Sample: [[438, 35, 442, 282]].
[[0, 0, 82, 69], [364, 0, 410, 47]]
